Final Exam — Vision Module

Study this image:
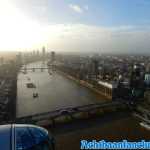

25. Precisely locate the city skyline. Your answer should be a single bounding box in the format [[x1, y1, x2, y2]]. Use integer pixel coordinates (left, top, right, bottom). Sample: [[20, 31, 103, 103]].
[[0, 0, 150, 53]]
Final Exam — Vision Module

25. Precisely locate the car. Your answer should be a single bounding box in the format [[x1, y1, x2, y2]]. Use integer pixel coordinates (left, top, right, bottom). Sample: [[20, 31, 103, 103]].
[[0, 124, 55, 150], [60, 110, 69, 115]]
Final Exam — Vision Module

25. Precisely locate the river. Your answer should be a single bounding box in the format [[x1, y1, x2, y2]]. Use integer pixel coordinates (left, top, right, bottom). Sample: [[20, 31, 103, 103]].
[[16, 61, 106, 118]]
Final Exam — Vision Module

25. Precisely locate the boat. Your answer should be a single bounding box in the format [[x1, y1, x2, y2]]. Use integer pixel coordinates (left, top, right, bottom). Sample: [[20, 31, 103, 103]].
[[26, 83, 36, 88], [48, 70, 53, 75], [33, 93, 39, 98]]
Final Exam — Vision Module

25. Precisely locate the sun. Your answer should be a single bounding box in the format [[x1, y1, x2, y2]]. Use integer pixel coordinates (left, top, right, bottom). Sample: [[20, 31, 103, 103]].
[[0, 1, 47, 51]]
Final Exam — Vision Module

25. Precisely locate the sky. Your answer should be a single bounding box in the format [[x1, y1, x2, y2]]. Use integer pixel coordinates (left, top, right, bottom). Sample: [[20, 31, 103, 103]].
[[0, 0, 150, 53]]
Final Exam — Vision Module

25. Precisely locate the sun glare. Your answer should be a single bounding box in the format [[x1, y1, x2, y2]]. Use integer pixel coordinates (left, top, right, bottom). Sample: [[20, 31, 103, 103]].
[[0, 1, 47, 51]]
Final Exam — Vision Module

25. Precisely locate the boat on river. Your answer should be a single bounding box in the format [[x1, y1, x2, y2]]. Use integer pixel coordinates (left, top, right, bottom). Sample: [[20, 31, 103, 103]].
[[26, 83, 36, 88], [33, 93, 39, 98]]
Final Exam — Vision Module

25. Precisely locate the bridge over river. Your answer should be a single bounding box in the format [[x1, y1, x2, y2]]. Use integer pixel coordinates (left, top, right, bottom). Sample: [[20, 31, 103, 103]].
[[16, 61, 107, 118]]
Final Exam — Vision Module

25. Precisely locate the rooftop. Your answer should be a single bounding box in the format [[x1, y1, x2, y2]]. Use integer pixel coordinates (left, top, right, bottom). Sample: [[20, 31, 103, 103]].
[[98, 80, 118, 89]]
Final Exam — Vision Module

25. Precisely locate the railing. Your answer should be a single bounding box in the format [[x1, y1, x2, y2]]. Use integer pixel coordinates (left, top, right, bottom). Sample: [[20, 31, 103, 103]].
[[16, 100, 128, 126]]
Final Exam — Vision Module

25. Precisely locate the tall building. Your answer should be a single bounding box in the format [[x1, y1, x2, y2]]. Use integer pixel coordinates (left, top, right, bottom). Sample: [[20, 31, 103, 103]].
[[16, 52, 22, 66], [42, 47, 46, 56], [145, 63, 150, 87], [42, 46, 46, 62], [93, 59, 99, 79], [51, 51, 55, 62], [130, 64, 145, 100]]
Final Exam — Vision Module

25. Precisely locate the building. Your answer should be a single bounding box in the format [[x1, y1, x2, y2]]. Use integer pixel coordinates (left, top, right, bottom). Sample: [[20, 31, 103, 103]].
[[145, 74, 150, 87], [97, 81, 118, 100], [51, 51, 56, 62]]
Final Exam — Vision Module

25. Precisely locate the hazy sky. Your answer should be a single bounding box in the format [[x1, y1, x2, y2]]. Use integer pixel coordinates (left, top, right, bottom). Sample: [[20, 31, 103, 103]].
[[0, 0, 150, 53]]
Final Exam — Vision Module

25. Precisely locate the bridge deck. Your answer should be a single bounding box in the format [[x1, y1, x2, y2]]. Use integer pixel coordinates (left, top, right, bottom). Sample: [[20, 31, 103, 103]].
[[20, 67, 50, 70], [16, 101, 128, 126]]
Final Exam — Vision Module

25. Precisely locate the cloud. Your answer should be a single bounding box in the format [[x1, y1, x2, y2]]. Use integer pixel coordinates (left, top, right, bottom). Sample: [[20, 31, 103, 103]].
[[69, 4, 89, 13], [1, 2, 150, 55], [69, 4, 83, 13], [43, 24, 150, 54]]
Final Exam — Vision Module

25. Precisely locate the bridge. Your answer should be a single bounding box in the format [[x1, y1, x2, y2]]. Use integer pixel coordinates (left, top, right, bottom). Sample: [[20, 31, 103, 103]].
[[15, 100, 128, 127], [20, 65, 56, 73], [21, 67, 50, 70]]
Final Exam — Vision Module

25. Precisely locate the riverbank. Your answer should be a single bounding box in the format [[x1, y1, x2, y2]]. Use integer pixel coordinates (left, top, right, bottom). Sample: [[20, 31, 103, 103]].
[[0, 71, 18, 124], [56, 70, 110, 100]]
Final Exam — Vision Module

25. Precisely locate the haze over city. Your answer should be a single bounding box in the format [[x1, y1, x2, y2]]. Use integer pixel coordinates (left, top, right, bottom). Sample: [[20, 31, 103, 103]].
[[1, 1, 150, 150], [0, 0, 150, 53]]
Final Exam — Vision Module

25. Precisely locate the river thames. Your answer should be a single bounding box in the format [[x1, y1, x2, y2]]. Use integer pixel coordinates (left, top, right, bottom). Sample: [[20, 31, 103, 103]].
[[16, 61, 106, 117]]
